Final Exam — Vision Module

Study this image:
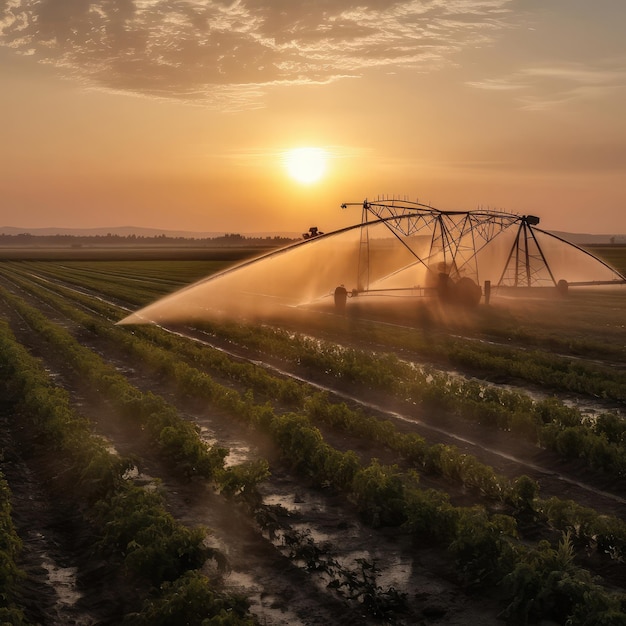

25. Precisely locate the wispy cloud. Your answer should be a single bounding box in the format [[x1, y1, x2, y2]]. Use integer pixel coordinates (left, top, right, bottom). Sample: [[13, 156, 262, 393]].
[[467, 60, 626, 110], [0, 0, 513, 108]]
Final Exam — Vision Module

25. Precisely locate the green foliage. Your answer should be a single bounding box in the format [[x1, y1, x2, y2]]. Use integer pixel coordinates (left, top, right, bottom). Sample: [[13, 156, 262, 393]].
[[11, 265, 626, 483], [402, 485, 458, 543], [539, 423, 626, 476], [0, 315, 254, 621], [328, 558, 408, 620], [0, 470, 25, 623], [448, 508, 518, 588], [507, 475, 539, 513], [79, 448, 137, 501], [351, 461, 407, 527], [595, 412, 626, 444], [270, 413, 324, 475], [0, 607, 28, 625], [93, 485, 208, 584], [0, 287, 228, 481], [3, 262, 626, 623], [501, 533, 626, 626], [218, 459, 270, 507], [538, 497, 626, 561], [126, 570, 256, 626]]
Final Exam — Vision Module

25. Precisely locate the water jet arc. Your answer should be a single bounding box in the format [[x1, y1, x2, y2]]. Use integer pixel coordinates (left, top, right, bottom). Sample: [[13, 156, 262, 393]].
[[118, 200, 626, 325]]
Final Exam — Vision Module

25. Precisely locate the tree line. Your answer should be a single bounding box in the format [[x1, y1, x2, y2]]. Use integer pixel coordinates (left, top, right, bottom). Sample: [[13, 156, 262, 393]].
[[0, 233, 296, 247]]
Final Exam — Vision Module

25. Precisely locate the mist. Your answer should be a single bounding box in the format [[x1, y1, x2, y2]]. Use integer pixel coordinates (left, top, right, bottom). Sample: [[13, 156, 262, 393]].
[[118, 211, 626, 326]]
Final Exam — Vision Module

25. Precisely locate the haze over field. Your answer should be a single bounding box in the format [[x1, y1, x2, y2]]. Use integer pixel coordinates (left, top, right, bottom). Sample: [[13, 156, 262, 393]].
[[1, 1, 625, 235]]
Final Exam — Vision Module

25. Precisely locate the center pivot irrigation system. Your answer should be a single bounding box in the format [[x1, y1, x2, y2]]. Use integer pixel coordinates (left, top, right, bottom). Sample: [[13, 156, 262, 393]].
[[118, 198, 626, 326], [334, 199, 626, 308]]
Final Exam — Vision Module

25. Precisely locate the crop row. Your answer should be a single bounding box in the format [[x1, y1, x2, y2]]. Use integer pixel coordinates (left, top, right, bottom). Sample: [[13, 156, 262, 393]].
[[15, 260, 221, 307], [198, 313, 626, 402], [0, 318, 257, 625], [64, 265, 626, 399], [13, 259, 626, 373], [0, 281, 416, 620], [6, 269, 626, 561], [33, 255, 623, 404], [183, 322, 626, 475], [0, 464, 26, 624], [2, 273, 626, 622], [11, 265, 626, 483], [0, 272, 564, 495]]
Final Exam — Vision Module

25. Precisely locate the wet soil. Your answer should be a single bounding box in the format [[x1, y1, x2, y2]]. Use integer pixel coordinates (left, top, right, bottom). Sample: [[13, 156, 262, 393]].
[[1, 275, 625, 625]]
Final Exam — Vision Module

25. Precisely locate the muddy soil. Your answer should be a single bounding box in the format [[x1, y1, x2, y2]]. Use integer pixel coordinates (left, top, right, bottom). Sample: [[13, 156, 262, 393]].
[[1, 275, 625, 625]]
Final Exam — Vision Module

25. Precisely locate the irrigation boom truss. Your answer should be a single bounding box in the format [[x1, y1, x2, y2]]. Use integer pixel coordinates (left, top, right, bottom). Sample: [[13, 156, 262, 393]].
[[118, 197, 626, 325], [339, 199, 626, 302]]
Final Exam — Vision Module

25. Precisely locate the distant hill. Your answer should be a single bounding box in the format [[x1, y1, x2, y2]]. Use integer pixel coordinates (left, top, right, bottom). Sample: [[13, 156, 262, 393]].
[[0, 225, 300, 239], [0, 226, 221, 238]]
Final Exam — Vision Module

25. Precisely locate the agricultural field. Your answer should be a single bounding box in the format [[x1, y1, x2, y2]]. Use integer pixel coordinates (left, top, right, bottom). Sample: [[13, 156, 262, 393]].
[[0, 244, 625, 625]]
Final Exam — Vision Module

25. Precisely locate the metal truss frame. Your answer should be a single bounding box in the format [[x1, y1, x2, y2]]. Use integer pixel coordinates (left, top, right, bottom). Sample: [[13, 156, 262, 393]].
[[341, 199, 621, 292]]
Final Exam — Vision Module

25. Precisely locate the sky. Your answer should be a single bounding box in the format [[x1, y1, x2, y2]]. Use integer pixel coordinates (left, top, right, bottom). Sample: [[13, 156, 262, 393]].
[[1, 0, 625, 235]]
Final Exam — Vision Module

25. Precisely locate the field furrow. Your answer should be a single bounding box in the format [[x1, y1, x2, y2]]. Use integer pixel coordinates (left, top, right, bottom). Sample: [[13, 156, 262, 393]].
[[1, 252, 626, 625]]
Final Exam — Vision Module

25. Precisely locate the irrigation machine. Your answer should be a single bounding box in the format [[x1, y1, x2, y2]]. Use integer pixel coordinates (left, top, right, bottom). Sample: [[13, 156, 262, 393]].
[[334, 199, 626, 309]]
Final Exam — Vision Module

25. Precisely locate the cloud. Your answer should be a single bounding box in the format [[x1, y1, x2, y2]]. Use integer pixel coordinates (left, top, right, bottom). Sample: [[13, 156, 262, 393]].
[[0, 0, 513, 107], [467, 60, 626, 111]]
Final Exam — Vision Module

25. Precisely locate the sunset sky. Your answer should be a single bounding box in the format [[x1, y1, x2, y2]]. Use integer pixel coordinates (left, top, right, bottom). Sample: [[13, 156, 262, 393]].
[[1, 0, 625, 235]]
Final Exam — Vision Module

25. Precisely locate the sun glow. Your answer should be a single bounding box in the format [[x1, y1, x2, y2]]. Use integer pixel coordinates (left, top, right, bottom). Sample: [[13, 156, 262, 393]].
[[283, 147, 328, 184]]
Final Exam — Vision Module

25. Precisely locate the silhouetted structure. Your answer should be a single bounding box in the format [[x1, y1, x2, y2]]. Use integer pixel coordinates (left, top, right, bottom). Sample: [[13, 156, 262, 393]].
[[303, 227, 323, 239], [119, 199, 626, 326]]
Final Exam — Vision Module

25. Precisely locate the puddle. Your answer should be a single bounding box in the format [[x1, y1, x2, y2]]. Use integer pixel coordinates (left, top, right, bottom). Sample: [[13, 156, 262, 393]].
[[40, 557, 82, 607], [199, 426, 253, 467], [262, 492, 329, 517]]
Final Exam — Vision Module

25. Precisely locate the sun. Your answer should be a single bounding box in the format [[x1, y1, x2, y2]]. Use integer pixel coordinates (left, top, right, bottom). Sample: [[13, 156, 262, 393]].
[[283, 147, 328, 184]]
